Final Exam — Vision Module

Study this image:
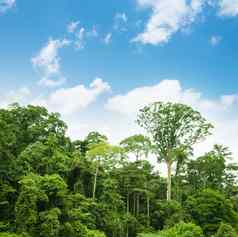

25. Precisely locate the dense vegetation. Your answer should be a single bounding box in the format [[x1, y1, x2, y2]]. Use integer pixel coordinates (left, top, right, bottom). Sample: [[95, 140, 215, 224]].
[[0, 102, 238, 237]]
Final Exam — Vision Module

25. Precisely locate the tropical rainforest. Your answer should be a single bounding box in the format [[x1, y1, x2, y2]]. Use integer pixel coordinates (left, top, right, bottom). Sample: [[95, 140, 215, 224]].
[[0, 102, 238, 237]]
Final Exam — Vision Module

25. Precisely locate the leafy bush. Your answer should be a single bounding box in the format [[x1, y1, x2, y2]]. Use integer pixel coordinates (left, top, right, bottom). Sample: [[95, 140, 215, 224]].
[[139, 222, 204, 237]]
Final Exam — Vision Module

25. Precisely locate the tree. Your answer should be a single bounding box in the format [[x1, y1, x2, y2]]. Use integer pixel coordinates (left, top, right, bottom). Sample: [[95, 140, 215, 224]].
[[186, 145, 232, 192], [185, 189, 238, 235], [120, 135, 151, 161], [0, 104, 69, 183], [137, 102, 213, 201], [87, 142, 124, 200]]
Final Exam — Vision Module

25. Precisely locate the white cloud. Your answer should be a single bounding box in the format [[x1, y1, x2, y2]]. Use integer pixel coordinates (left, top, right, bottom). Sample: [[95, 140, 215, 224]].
[[104, 33, 112, 44], [106, 80, 238, 157], [132, 0, 238, 45], [132, 0, 205, 45], [31, 38, 70, 87], [218, 0, 238, 17], [106, 80, 188, 114], [67, 21, 80, 33], [33, 78, 111, 115], [75, 27, 86, 49], [210, 35, 222, 46], [114, 12, 128, 31], [0, 0, 15, 13]]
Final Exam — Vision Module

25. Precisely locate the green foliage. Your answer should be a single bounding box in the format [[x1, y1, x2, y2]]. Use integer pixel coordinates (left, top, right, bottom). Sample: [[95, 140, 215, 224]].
[[1, 103, 238, 237], [0, 233, 23, 237], [159, 222, 204, 237], [87, 229, 106, 237], [215, 223, 238, 237], [137, 102, 213, 201], [139, 222, 204, 237], [186, 145, 232, 192], [151, 200, 184, 230], [137, 102, 213, 160], [185, 189, 238, 235], [120, 134, 151, 160]]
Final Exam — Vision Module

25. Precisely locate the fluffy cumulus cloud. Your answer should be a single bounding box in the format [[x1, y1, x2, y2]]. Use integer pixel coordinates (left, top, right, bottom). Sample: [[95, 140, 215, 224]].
[[132, 0, 205, 45], [0, 0, 15, 13], [0, 78, 110, 116], [106, 80, 238, 157], [32, 78, 111, 115], [32, 38, 70, 87], [133, 0, 238, 45]]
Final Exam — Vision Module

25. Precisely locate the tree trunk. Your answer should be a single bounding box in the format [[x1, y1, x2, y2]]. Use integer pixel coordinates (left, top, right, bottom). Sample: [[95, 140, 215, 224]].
[[166, 161, 172, 201], [137, 194, 140, 216], [92, 163, 99, 200], [127, 193, 129, 214], [126, 193, 129, 237], [133, 193, 136, 215], [147, 195, 150, 226]]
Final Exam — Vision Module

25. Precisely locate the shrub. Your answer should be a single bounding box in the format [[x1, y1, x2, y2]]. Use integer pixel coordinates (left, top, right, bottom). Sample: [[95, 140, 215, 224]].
[[139, 222, 204, 237]]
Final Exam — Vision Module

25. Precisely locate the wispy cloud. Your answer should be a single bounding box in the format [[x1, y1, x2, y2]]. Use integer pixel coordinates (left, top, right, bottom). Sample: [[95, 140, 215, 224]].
[[0, 0, 15, 13], [75, 27, 86, 49], [67, 21, 99, 50], [32, 38, 70, 87], [210, 35, 222, 46], [104, 33, 112, 44], [67, 21, 80, 33], [114, 12, 128, 31]]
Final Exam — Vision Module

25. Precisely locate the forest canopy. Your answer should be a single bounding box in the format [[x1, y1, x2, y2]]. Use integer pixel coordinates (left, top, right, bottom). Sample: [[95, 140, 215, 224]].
[[0, 103, 238, 237]]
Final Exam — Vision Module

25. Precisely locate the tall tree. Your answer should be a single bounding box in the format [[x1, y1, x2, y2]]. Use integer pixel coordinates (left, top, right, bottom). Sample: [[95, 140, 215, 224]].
[[137, 102, 213, 201], [87, 142, 124, 200]]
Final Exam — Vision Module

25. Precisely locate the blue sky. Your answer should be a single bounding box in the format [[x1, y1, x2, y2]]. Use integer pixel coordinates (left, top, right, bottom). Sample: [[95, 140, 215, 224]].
[[1, 0, 238, 158]]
